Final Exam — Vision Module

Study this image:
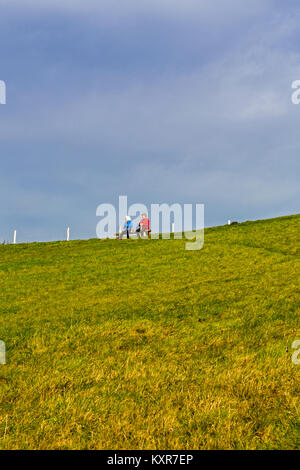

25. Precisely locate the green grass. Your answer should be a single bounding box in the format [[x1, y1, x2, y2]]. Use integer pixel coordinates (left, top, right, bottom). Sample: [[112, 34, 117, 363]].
[[0, 214, 299, 450]]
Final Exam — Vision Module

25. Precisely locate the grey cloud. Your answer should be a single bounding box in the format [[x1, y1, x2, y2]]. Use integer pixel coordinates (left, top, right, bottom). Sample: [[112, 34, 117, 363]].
[[0, 1, 299, 242]]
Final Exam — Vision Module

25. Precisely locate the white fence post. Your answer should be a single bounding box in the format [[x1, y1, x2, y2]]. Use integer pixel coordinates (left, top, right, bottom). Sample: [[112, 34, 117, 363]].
[[228, 220, 231, 225], [13, 230, 17, 244], [67, 227, 70, 241], [172, 223, 175, 233]]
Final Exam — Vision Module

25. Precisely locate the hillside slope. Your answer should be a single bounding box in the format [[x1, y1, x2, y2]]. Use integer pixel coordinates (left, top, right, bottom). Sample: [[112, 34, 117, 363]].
[[0, 214, 299, 449]]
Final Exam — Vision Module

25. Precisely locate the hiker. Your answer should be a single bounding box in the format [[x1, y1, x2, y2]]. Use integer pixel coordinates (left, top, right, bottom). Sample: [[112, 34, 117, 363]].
[[136, 213, 150, 238], [119, 216, 134, 240]]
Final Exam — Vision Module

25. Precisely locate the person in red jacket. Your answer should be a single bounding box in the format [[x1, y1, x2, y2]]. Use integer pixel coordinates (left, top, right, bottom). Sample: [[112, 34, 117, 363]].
[[136, 213, 150, 238]]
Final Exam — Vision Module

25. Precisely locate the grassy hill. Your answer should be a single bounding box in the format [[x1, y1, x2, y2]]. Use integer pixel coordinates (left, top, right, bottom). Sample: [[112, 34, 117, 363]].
[[0, 214, 299, 450]]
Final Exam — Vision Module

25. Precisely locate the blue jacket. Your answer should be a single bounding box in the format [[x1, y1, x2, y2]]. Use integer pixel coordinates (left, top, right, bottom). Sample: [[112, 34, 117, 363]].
[[123, 220, 133, 231]]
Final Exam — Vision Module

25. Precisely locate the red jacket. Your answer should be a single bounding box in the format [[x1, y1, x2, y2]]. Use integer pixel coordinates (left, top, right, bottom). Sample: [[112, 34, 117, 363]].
[[139, 218, 150, 230]]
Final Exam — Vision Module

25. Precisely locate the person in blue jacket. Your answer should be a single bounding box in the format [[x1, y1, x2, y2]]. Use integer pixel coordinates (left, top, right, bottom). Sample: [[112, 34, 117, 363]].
[[119, 216, 134, 239]]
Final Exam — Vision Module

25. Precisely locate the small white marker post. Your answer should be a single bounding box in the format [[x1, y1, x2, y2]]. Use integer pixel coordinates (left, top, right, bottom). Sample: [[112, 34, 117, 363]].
[[13, 230, 17, 244], [67, 227, 70, 241], [228, 220, 231, 225], [172, 223, 175, 234]]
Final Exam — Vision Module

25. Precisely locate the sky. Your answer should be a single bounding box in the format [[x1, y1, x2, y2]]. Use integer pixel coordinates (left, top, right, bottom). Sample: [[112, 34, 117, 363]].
[[0, 0, 299, 242]]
